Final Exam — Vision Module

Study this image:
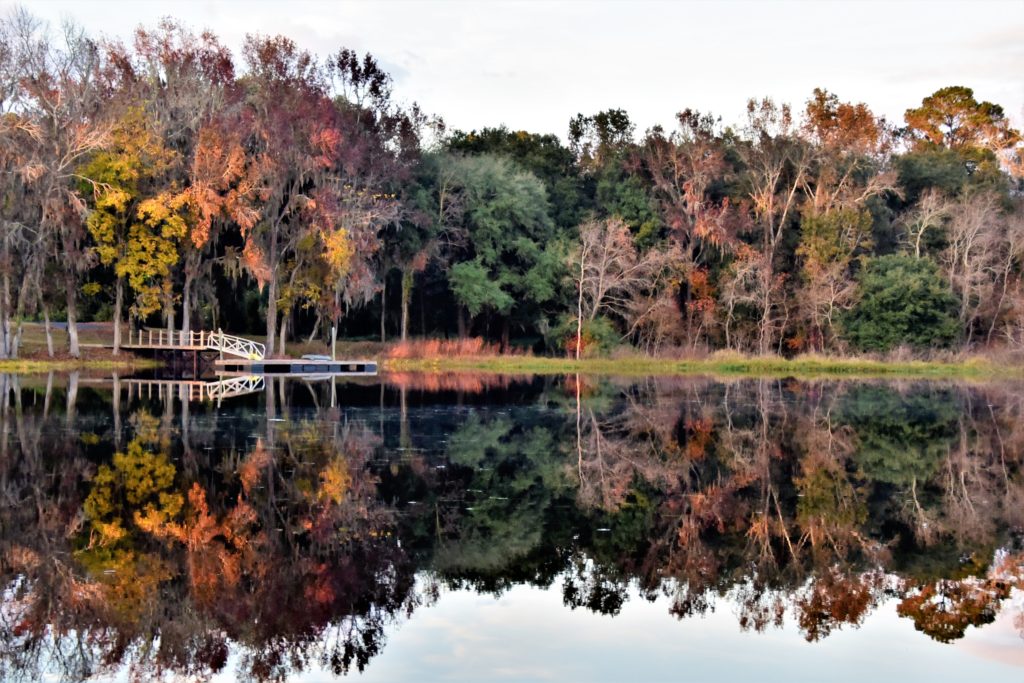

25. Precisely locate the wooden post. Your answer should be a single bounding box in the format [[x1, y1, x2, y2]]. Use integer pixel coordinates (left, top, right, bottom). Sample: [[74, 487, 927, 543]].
[[148, 329, 152, 345]]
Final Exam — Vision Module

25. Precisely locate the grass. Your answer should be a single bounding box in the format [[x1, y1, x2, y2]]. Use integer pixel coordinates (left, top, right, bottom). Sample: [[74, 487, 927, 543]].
[[381, 352, 1024, 380], [278, 335, 1024, 380], [0, 358, 157, 373], [0, 322, 160, 374]]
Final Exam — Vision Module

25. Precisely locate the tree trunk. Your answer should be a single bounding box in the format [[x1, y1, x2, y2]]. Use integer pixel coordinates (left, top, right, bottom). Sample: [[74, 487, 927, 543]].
[[576, 254, 584, 360], [266, 276, 277, 357], [113, 276, 124, 355], [306, 314, 321, 344], [0, 241, 9, 359], [163, 291, 175, 342], [182, 271, 194, 337], [43, 308, 54, 358], [501, 317, 510, 352], [11, 322, 20, 359], [65, 272, 80, 359], [278, 312, 287, 357], [330, 321, 337, 361], [400, 268, 413, 341], [457, 306, 468, 339], [380, 277, 387, 343], [0, 285, 8, 361]]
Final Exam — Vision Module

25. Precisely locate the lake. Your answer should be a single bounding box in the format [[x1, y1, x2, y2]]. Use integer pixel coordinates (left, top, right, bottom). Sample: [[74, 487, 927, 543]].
[[0, 372, 1021, 682]]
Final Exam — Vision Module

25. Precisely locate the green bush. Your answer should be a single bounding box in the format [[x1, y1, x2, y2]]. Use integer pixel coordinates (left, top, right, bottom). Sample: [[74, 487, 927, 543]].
[[555, 315, 621, 357], [841, 255, 960, 352]]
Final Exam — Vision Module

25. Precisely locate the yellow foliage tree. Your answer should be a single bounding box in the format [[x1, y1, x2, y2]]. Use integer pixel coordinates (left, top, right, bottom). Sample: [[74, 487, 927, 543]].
[[83, 108, 186, 351]]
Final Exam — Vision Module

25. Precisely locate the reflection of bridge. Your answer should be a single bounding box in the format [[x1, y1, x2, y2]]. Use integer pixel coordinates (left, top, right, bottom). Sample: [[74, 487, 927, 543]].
[[117, 376, 266, 403], [122, 329, 266, 360]]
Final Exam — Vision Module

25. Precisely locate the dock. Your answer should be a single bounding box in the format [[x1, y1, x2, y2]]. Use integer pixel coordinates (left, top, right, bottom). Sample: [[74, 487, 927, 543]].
[[116, 328, 377, 378], [215, 358, 378, 377]]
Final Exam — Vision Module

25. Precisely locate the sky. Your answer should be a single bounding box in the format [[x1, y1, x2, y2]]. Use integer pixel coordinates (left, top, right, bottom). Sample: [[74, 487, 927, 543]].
[[6, 0, 1024, 140], [192, 579, 1022, 682]]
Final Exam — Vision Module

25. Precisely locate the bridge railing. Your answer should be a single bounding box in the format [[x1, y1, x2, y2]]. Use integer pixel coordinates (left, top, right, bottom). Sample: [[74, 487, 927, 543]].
[[126, 328, 266, 360], [205, 331, 266, 360]]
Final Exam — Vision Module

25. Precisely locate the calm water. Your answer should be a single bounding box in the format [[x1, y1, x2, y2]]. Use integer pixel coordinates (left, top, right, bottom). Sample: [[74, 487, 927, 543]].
[[0, 372, 1021, 682]]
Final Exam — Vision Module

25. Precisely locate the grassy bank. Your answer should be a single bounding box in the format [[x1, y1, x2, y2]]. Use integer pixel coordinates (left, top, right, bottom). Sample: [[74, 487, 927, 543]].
[[1, 323, 160, 374], [0, 356, 159, 374], [381, 353, 1024, 380]]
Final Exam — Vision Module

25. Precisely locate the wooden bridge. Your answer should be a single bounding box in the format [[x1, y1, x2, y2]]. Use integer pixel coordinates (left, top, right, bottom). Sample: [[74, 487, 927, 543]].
[[123, 329, 266, 360]]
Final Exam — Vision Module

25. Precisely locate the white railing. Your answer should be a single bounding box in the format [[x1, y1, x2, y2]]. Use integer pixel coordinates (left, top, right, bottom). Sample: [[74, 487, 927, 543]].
[[205, 331, 266, 360], [127, 328, 266, 360]]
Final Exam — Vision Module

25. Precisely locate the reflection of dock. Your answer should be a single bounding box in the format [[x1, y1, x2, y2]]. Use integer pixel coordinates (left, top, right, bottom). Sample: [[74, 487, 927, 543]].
[[215, 358, 377, 377], [99, 376, 267, 403]]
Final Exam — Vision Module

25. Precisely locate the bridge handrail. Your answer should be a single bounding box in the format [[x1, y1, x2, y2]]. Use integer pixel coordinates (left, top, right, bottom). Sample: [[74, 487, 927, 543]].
[[206, 331, 266, 360], [127, 328, 265, 360]]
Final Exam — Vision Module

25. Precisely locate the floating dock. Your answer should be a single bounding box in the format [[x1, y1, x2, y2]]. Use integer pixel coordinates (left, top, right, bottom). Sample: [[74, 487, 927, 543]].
[[215, 358, 378, 377]]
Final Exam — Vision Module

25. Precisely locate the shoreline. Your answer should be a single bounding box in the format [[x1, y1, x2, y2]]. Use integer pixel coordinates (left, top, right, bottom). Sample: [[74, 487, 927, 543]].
[[380, 354, 1024, 380], [3, 351, 1022, 381], [0, 357, 159, 374]]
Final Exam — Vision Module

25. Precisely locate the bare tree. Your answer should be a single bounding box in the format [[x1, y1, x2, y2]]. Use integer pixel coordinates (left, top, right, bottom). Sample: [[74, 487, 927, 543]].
[[10, 12, 111, 357], [943, 191, 1003, 344], [735, 99, 813, 354], [570, 217, 679, 357], [902, 189, 953, 259], [988, 208, 1024, 345]]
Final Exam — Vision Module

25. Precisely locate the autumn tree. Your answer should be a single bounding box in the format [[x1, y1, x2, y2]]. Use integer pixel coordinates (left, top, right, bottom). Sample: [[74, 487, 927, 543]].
[[905, 86, 1021, 153], [125, 19, 238, 336], [82, 108, 186, 353], [234, 35, 337, 357], [638, 110, 745, 346], [730, 98, 814, 353], [328, 48, 421, 346]]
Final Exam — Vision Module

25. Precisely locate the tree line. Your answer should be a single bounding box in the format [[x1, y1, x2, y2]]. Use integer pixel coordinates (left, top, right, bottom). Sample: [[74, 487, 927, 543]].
[[1, 8, 1022, 359]]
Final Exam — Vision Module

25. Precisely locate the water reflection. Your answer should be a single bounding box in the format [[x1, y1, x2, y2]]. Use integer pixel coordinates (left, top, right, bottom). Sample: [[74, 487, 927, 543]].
[[0, 372, 1021, 680]]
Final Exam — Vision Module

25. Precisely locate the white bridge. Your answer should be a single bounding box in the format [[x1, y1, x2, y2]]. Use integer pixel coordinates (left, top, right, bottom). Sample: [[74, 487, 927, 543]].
[[123, 329, 266, 360]]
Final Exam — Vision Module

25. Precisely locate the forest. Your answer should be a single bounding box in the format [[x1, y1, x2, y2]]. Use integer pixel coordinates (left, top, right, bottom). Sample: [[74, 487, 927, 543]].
[[1, 8, 1023, 360]]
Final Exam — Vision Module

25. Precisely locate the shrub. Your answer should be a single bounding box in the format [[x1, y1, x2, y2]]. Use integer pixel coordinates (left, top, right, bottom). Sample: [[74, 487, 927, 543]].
[[558, 315, 620, 357], [386, 337, 503, 359], [841, 254, 960, 352]]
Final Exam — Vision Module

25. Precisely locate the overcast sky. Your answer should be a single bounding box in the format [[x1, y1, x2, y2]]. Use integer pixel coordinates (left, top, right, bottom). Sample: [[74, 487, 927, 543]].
[[7, 0, 1023, 139]]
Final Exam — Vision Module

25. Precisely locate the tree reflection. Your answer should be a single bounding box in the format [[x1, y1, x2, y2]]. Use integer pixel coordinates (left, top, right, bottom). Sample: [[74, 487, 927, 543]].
[[0, 373, 1022, 681], [0, 389, 415, 682], [561, 376, 1024, 644]]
